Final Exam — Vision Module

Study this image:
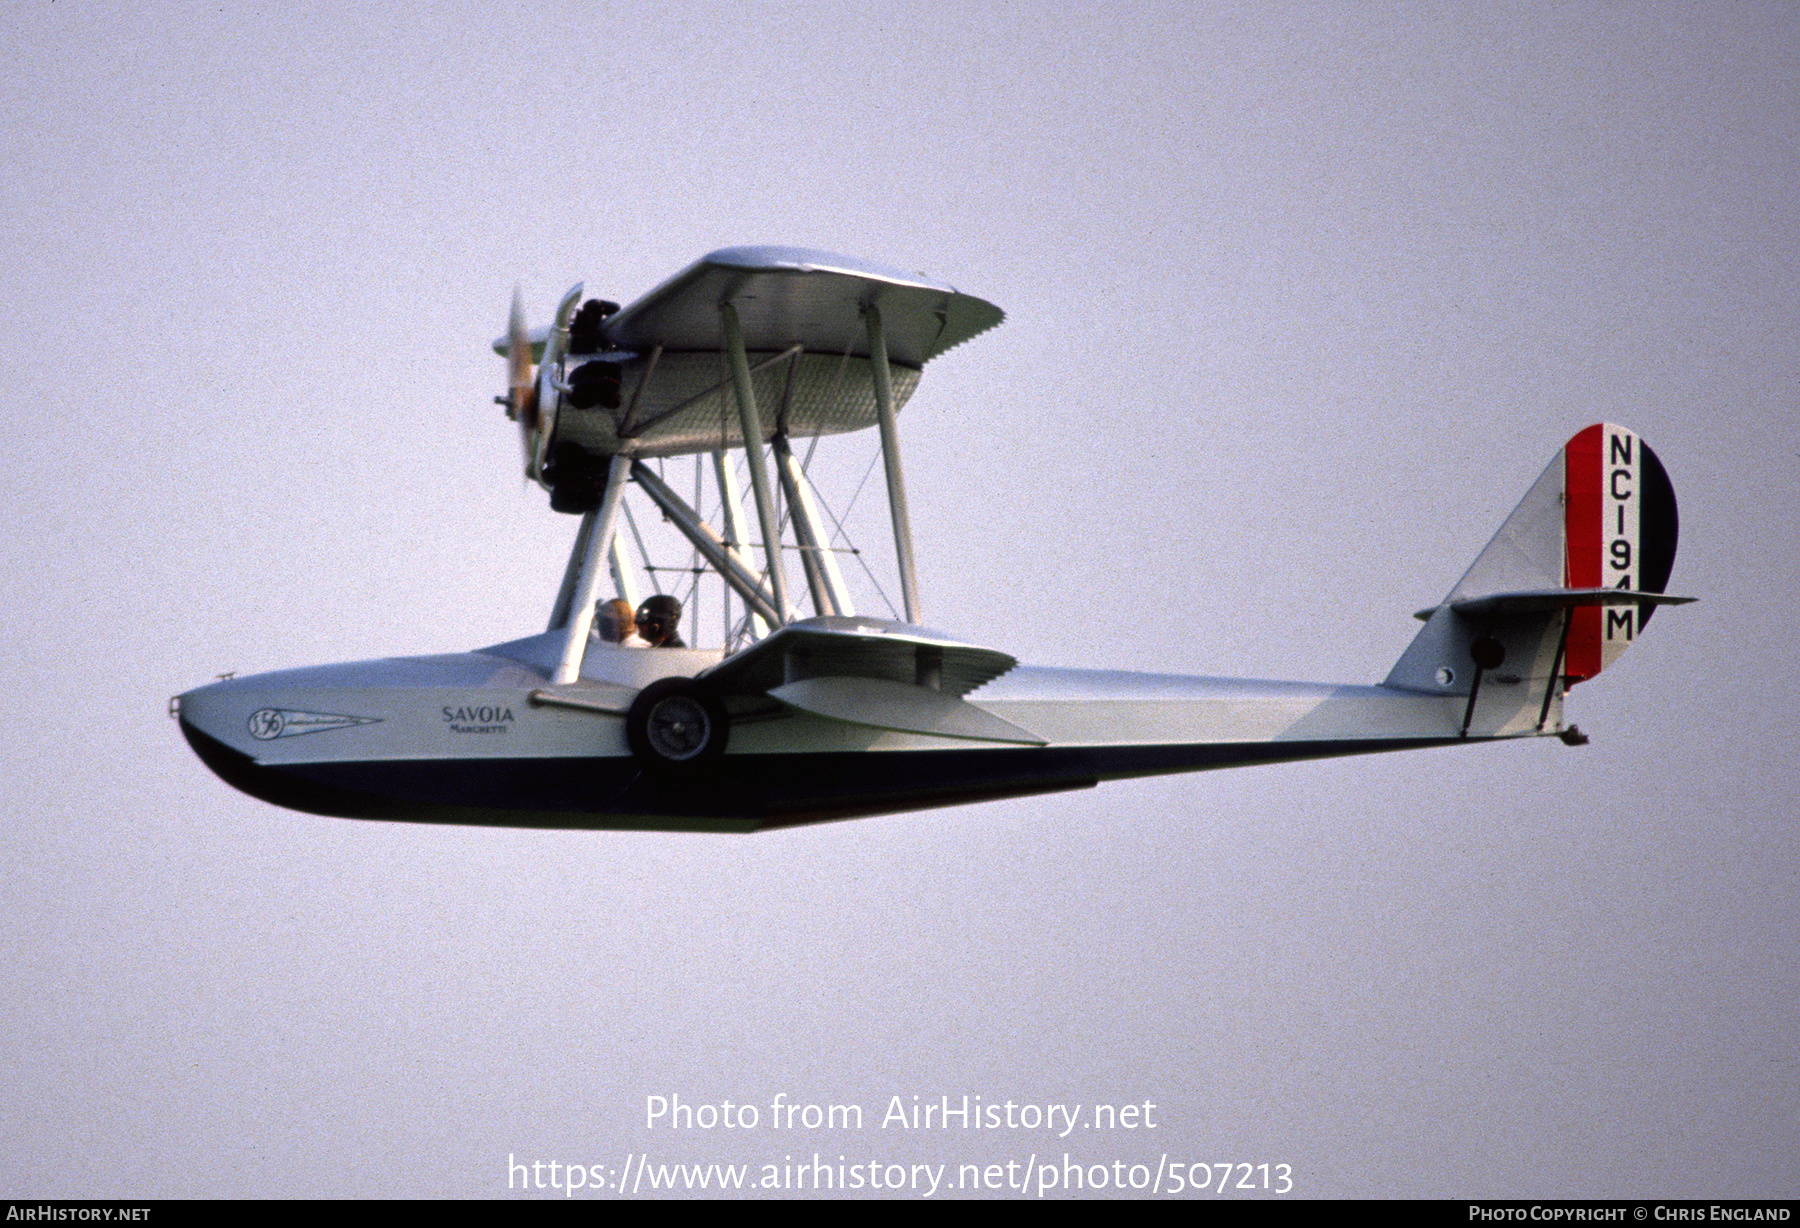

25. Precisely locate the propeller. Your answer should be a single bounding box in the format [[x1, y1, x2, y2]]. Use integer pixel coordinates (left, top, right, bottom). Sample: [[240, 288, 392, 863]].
[[499, 283, 584, 486], [505, 288, 538, 478]]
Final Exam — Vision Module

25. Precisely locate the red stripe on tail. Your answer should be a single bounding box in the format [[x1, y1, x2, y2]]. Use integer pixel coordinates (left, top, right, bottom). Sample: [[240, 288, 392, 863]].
[[1564, 424, 1604, 682]]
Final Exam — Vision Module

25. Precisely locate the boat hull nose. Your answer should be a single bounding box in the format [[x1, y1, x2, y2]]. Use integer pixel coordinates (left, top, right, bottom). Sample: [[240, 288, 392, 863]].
[[179, 713, 414, 819]]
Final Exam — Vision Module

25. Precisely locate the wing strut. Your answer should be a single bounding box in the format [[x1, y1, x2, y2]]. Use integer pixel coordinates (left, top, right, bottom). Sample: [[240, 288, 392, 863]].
[[546, 508, 597, 632], [722, 302, 790, 624], [712, 450, 768, 639], [608, 533, 640, 611], [774, 435, 855, 617], [551, 455, 629, 684], [1535, 609, 1572, 732], [631, 461, 783, 627], [865, 303, 921, 623]]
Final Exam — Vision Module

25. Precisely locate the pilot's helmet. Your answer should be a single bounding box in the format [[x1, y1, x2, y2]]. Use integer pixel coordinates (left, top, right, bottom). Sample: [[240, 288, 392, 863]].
[[636, 594, 682, 639]]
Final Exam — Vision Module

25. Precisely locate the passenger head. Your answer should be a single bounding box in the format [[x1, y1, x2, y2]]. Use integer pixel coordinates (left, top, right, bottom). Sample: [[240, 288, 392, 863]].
[[596, 598, 636, 642], [636, 595, 683, 646]]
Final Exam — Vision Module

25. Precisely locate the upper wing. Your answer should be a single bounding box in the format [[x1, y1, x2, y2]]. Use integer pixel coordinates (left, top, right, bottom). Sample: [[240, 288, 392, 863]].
[[497, 247, 1004, 459], [602, 246, 1004, 366]]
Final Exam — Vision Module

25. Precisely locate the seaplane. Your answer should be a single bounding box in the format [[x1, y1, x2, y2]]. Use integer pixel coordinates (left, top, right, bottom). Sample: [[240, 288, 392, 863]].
[[174, 246, 1692, 832]]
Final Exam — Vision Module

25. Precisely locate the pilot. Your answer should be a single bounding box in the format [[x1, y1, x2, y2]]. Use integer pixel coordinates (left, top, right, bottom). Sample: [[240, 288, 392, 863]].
[[636, 595, 685, 648], [595, 598, 647, 647]]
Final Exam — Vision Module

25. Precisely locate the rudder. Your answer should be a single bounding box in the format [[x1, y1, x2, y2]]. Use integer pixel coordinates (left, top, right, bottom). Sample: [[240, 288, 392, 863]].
[[1560, 423, 1680, 682]]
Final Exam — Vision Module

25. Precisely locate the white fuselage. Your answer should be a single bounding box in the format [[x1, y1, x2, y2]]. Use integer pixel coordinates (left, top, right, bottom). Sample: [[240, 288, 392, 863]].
[[176, 629, 1532, 831]]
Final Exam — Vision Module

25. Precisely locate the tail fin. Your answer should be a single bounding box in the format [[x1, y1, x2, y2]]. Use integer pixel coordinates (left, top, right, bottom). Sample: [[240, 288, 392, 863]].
[[1384, 424, 1692, 737]]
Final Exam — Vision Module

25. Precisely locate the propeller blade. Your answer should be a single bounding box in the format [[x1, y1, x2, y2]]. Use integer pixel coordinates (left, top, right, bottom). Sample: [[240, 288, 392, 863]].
[[507, 288, 539, 477]]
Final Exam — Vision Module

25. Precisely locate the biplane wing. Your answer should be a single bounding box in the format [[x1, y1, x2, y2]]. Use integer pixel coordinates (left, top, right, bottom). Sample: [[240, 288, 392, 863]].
[[503, 246, 996, 630], [697, 616, 1043, 745], [698, 616, 1016, 697], [601, 246, 1004, 365], [495, 246, 1004, 462]]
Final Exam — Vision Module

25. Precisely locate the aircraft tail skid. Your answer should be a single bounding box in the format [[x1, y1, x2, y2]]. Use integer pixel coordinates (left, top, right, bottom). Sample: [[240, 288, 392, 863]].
[[1383, 423, 1691, 738]]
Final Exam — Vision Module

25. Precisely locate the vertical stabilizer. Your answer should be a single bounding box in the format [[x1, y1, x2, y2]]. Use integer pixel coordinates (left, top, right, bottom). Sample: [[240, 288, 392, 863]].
[[1384, 424, 1687, 736]]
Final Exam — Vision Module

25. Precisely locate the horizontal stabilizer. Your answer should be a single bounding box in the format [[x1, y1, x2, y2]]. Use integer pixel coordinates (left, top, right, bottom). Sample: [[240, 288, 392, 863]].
[[1415, 588, 1697, 620], [770, 677, 1045, 745]]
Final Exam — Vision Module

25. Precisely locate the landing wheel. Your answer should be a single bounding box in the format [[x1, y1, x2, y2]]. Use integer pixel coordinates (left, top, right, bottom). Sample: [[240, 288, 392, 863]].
[[626, 678, 729, 766]]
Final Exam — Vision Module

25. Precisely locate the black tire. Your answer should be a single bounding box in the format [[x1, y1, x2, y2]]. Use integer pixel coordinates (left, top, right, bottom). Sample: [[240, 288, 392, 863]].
[[626, 678, 729, 766]]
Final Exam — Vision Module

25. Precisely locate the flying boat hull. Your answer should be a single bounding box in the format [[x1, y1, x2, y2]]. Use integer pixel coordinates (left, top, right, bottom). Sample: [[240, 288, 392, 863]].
[[176, 632, 1483, 833]]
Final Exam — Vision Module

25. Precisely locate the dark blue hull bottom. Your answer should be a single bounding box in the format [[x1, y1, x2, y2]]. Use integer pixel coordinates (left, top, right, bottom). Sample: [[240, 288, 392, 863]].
[[182, 721, 1460, 832]]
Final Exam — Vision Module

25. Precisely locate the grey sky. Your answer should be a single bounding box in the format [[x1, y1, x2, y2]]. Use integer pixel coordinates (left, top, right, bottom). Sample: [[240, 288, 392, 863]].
[[2, 0, 1794, 1198]]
